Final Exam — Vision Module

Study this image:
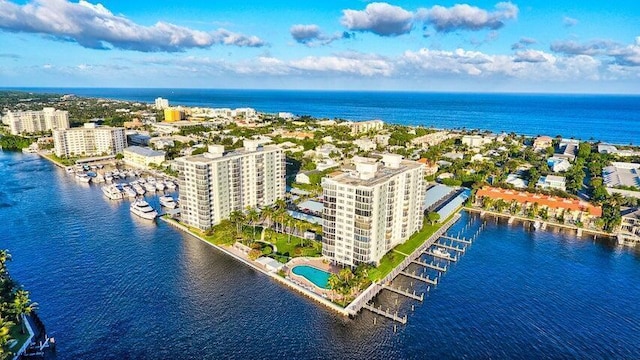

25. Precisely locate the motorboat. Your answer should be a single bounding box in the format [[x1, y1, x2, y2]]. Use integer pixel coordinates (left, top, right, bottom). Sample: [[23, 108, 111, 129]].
[[75, 173, 91, 183], [432, 247, 451, 258], [122, 185, 137, 198], [165, 180, 177, 189], [159, 195, 177, 209], [133, 183, 146, 195], [130, 200, 158, 220], [65, 167, 74, 174], [105, 173, 113, 182], [94, 174, 105, 183], [155, 181, 166, 191], [102, 185, 123, 200], [143, 182, 157, 192]]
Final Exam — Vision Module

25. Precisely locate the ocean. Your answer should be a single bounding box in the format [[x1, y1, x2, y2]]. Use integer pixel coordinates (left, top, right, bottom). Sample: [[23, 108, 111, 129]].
[[9, 88, 640, 145], [1, 151, 639, 359]]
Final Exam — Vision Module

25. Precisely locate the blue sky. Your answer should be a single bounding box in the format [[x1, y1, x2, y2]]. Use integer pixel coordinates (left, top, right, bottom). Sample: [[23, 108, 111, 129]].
[[0, 0, 639, 93]]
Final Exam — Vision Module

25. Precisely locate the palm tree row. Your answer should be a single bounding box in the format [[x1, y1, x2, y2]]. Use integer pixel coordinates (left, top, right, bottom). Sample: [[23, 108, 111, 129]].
[[0, 250, 38, 359]]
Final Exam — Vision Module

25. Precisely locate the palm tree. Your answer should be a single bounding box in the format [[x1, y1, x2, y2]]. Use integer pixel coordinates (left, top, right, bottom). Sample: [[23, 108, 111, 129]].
[[261, 207, 274, 230], [246, 208, 260, 242], [0, 250, 11, 279], [0, 315, 14, 358], [229, 210, 245, 240], [12, 289, 37, 334]]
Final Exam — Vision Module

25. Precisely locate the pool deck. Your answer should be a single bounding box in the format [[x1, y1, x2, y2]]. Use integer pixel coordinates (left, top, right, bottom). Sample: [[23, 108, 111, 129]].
[[285, 258, 340, 299], [161, 217, 350, 316]]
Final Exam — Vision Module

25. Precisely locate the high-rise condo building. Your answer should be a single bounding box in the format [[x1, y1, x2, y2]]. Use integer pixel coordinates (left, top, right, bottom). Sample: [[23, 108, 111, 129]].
[[175, 140, 286, 230], [3, 107, 70, 135], [322, 154, 425, 267], [52, 123, 127, 157]]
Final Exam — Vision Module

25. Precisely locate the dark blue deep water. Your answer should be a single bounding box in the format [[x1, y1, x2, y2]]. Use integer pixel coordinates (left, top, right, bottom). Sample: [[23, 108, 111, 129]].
[[1, 151, 639, 359], [11, 88, 640, 145]]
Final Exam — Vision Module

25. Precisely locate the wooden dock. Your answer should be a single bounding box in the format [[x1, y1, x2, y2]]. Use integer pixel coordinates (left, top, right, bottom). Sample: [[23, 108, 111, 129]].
[[363, 304, 407, 324], [382, 284, 424, 301], [441, 235, 472, 244], [400, 271, 438, 285], [425, 250, 457, 262], [411, 259, 447, 272], [436, 242, 465, 253]]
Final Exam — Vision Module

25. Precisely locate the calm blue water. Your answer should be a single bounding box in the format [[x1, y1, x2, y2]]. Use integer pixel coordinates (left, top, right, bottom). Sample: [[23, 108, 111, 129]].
[[291, 265, 331, 289], [7, 88, 640, 145], [1, 151, 639, 359]]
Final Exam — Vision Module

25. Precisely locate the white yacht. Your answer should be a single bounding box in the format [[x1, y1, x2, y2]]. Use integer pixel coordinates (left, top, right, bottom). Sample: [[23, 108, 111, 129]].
[[94, 174, 105, 183], [102, 185, 123, 200], [75, 173, 91, 183], [159, 195, 177, 209], [65, 167, 74, 174], [122, 185, 137, 198], [143, 182, 157, 192], [165, 180, 177, 189], [130, 200, 158, 220], [432, 247, 451, 258], [155, 181, 166, 191], [133, 183, 146, 195]]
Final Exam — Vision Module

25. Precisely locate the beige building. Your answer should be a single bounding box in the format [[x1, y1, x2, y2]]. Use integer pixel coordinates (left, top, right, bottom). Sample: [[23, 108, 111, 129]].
[[3, 107, 69, 135], [53, 123, 126, 158], [123, 146, 166, 168], [350, 119, 384, 135], [618, 208, 640, 246], [322, 154, 425, 267], [175, 140, 286, 230], [411, 131, 452, 148]]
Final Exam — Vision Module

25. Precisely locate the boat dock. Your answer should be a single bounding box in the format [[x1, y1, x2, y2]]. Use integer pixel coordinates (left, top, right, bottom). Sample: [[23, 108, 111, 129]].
[[355, 212, 487, 328]]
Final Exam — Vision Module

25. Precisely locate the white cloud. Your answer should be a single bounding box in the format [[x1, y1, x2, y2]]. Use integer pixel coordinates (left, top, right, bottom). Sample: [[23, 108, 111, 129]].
[[563, 16, 579, 27], [417, 2, 518, 32], [0, 0, 265, 52], [341, 2, 413, 36], [290, 24, 349, 46]]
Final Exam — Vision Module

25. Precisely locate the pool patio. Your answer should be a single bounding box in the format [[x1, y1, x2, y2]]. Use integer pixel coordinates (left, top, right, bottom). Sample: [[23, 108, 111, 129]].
[[285, 257, 340, 299]]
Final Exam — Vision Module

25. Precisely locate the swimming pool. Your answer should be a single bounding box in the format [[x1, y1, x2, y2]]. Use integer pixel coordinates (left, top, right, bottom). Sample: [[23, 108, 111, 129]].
[[291, 265, 331, 289]]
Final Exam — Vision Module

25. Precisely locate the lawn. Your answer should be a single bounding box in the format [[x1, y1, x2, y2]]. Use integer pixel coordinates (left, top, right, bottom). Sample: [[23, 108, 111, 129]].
[[368, 212, 460, 281], [8, 323, 31, 355], [263, 229, 322, 258]]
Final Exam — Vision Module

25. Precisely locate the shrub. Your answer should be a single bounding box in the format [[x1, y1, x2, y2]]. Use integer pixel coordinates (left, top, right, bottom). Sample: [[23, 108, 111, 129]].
[[248, 249, 262, 260]]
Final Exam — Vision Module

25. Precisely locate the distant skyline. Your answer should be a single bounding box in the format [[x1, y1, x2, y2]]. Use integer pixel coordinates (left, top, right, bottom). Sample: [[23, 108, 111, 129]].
[[0, 0, 639, 93]]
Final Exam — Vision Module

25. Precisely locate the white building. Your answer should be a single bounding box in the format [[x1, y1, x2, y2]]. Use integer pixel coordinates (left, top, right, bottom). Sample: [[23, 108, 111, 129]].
[[547, 156, 572, 172], [603, 162, 640, 189], [3, 108, 69, 135], [536, 175, 566, 191], [123, 146, 166, 168], [354, 138, 377, 152], [53, 123, 126, 158], [322, 154, 425, 267], [461, 135, 494, 148], [350, 119, 384, 135], [155, 97, 169, 110], [175, 140, 286, 230]]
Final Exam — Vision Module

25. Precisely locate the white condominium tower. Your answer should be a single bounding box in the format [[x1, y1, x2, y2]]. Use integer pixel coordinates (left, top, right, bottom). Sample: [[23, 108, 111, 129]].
[[175, 140, 286, 231], [3, 107, 70, 135], [53, 123, 127, 157], [322, 154, 425, 267], [155, 97, 169, 110]]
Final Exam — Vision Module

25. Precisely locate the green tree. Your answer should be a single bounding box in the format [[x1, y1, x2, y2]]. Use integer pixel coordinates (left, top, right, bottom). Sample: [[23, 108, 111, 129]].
[[427, 212, 440, 225]]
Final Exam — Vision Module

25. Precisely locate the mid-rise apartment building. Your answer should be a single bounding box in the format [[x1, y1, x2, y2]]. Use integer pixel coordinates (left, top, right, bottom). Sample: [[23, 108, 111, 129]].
[[3, 107, 69, 135], [322, 154, 426, 267], [175, 140, 286, 230], [53, 123, 127, 157]]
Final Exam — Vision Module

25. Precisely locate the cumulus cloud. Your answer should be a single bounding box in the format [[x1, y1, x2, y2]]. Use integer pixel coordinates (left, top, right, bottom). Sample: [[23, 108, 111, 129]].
[[290, 53, 394, 76], [551, 38, 640, 67], [563, 16, 579, 27], [417, 2, 518, 32], [511, 37, 537, 50], [341, 2, 413, 36], [0, 0, 266, 52], [290, 24, 350, 46], [514, 49, 555, 63]]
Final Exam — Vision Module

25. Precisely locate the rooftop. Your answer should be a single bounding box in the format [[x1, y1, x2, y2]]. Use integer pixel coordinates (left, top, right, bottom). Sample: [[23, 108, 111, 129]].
[[124, 146, 165, 157], [477, 187, 602, 216], [326, 155, 422, 187]]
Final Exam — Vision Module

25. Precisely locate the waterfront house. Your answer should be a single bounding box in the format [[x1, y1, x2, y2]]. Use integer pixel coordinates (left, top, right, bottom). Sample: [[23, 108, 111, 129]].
[[533, 136, 553, 151], [505, 174, 528, 189], [618, 208, 640, 246], [475, 186, 602, 224], [123, 146, 166, 169]]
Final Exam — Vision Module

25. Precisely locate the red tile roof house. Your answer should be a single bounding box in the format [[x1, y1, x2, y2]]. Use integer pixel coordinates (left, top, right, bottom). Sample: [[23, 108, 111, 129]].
[[475, 186, 602, 227]]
